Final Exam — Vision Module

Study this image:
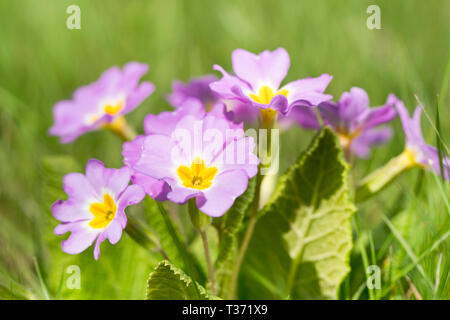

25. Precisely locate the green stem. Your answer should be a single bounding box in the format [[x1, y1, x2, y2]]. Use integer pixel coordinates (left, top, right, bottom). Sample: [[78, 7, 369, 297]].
[[200, 229, 217, 295], [125, 216, 169, 260], [187, 199, 216, 294], [227, 167, 263, 299], [227, 119, 275, 299], [314, 107, 324, 127], [188, 198, 217, 295]]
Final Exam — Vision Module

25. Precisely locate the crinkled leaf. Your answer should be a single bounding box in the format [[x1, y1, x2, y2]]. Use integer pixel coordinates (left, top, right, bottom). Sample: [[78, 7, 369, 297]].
[[214, 177, 256, 297], [240, 128, 356, 299], [146, 260, 217, 300]]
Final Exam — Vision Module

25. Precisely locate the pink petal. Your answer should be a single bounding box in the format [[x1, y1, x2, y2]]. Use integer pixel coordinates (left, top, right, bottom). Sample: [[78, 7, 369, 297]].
[[196, 170, 249, 217]]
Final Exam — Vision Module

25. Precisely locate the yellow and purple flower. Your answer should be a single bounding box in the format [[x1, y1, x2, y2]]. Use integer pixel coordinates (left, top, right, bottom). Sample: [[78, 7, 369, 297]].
[[124, 102, 259, 217], [52, 159, 145, 259], [396, 101, 449, 179], [210, 48, 332, 126], [49, 62, 154, 143], [293, 87, 398, 158], [123, 99, 237, 200]]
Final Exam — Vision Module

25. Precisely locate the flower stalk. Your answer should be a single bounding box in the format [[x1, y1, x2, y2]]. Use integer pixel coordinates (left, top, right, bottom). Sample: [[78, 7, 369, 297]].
[[355, 149, 416, 202], [187, 198, 216, 295], [227, 117, 273, 299], [106, 116, 137, 142], [125, 215, 169, 260]]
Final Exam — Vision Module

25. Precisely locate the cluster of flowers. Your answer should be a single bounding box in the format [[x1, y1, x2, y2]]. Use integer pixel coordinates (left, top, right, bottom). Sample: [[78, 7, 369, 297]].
[[50, 49, 449, 259]]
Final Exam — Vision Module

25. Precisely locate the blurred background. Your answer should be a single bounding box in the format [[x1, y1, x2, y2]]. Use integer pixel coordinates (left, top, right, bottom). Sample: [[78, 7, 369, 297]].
[[0, 0, 449, 299]]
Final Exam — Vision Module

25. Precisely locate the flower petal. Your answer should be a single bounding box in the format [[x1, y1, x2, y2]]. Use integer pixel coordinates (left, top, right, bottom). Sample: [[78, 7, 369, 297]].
[[282, 73, 333, 98], [131, 172, 170, 201], [196, 170, 249, 217], [144, 98, 205, 136], [55, 221, 99, 256], [124, 81, 155, 114], [62, 172, 98, 201], [51, 199, 91, 222], [167, 75, 219, 108], [337, 87, 370, 124], [232, 48, 290, 89], [133, 134, 178, 179], [167, 185, 201, 204], [351, 127, 392, 158], [396, 102, 424, 146], [85, 159, 131, 197], [105, 220, 123, 245], [211, 136, 259, 178], [116, 185, 145, 227], [210, 65, 252, 101], [363, 93, 398, 130]]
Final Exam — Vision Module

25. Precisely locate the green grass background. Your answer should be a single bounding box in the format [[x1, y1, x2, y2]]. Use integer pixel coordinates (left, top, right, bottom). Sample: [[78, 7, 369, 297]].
[[0, 0, 449, 299]]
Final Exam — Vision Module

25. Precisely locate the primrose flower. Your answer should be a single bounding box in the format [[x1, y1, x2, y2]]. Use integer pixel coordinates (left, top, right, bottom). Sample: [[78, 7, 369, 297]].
[[52, 159, 145, 259], [293, 87, 398, 158], [125, 106, 259, 217], [167, 75, 220, 110], [396, 101, 450, 179], [123, 99, 238, 200], [49, 62, 155, 143], [210, 48, 332, 127]]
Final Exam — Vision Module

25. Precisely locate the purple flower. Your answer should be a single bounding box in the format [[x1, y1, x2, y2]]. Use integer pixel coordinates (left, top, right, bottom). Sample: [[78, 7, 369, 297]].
[[124, 99, 239, 201], [52, 159, 145, 260], [125, 107, 259, 217], [49, 62, 155, 143], [396, 101, 450, 179], [210, 48, 332, 126], [293, 87, 398, 158], [167, 75, 220, 110]]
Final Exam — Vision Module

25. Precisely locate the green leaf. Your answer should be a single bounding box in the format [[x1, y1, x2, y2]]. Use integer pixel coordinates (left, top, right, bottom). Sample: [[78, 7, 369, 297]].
[[240, 128, 356, 299], [214, 177, 256, 297], [146, 260, 216, 300]]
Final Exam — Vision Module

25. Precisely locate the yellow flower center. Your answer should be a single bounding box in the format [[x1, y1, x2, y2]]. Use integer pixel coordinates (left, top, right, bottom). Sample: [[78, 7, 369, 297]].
[[89, 194, 117, 229], [249, 86, 288, 128], [104, 100, 124, 115], [86, 99, 124, 125], [177, 157, 218, 190], [249, 86, 288, 105]]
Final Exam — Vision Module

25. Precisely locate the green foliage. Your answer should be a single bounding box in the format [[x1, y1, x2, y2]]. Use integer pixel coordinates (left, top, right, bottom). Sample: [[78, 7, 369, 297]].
[[240, 128, 356, 299], [146, 260, 216, 300], [214, 178, 256, 297], [0, 0, 449, 300]]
